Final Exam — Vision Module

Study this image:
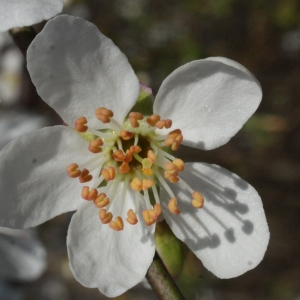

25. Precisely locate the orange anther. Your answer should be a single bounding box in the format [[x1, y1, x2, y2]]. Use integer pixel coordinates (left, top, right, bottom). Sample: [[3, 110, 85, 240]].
[[113, 149, 125, 161], [109, 216, 124, 231], [149, 203, 162, 220], [156, 119, 172, 129], [101, 166, 116, 181], [168, 129, 182, 139], [142, 210, 156, 226], [119, 162, 130, 174], [130, 145, 142, 153], [120, 130, 134, 140], [129, 112, 143, 128], [66, 163, 81, 178], [172, 158, 184, 171], [165, 129, 183, 151], [99, 209, 113, 224], [94, 193, 110, 208], [88, 138, 103, 153], [164, 172, 179, 183], [192, 191, 204, 209], [75, 117, 88, 132], [81, 186, 98, 201], [142, 179, 155, 190], [95, 107, 114, 123], [126, 209, 138, 225], [123, 150, 133, 163], [147, 150, 156, 163], [146, 114, 161, 127], [164, 162, 179, 176], [79, 168, 93, 183], [168, 197, 180, 214], [130, 178, 142, 191]]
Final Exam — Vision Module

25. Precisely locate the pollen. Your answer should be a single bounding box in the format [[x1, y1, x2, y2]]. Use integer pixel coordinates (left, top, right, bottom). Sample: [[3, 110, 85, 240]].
[[126, 209, 138, 225], [130, 145, 142, 153], [109, 216, 124, 231], [156, 119, 172, 129], [66, 163, 81, 178], [79, 168, 92, 183], [94, 193, 110, 208], [95, 107, 114, 123], [120, 130, 134, 140], [168, 197, 180, 215], [75, 117, 88, 132], [99, 209, 113, 224], [81, 186, 98, 201], [192, 191, 204, 208], [101, 166, 116, 181], [129, 112, 143, 128], [142, 210, 156, 226], [119, 162, 130, 174], [113, 149, 125, 161], [130, 178, 142, 191], [146, 114, 160, 127], [142, 168, 152, 176], [88, 138, 103, 153]]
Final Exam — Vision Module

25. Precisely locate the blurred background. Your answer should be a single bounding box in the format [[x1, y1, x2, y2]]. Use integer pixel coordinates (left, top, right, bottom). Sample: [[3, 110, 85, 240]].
[[0, 0, 300, 299]]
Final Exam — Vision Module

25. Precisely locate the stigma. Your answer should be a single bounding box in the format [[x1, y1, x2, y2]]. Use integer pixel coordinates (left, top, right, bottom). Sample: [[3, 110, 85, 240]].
[[67, 107, 204, 231]]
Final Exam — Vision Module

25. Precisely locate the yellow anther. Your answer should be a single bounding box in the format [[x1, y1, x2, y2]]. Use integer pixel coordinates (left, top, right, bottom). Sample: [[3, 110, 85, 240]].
[[156, 119, 172, 129], [101, 166, 116, 181], [94, 193, 110, 208], [129, 112, 143, 128], [95, 107, 114, 123], [142, 158, 152, 169], [142, 168, 152, 176], [109, 216, 124, 231], [172, 158, 184, 171], [146, 114, 161, 127], [88, 138, 103, 153], [164, 162, 179, 176], [148, 203, 162, 220], [79, 168, 93, 183], [119, 162, 130, 174], [168, 197, 180, 214], [81, 186, 98, 201], [142, 210, 156, 226], [164, 171, 179, 183], [75, 117, 88, 132], [66, 163, 81, 178], [130, 178, 142, 191], [142, 179, 155, 190], [99, 209, 113, 224], [126, 209, 138, 225], [123, 150, 133, 163], [147, 150, 156, 163], [192, 191, 204, 209], [120, 130, 134, 140], [130, 145, 142, 153], [165, 129, 183, 151], [113, 149, 125, 162]]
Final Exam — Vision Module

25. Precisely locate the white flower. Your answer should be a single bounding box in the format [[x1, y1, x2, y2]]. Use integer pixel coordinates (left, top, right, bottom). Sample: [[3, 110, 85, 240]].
[[0, 0, 63, 32], [0, 15, 269, 298]]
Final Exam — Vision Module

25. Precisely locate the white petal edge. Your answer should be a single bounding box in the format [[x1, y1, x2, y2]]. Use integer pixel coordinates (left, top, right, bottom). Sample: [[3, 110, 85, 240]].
[[0, 0, 63, 32], [154, 57, 262, 150], [27, 15, 140, 127], [161, 162, 269, 279], [67, 183, 155, 297], [0, 228, 46, 281], [0, 125, 93, 229]]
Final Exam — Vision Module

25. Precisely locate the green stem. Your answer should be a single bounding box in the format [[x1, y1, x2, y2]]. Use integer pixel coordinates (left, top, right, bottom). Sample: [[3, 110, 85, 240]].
[[9, 26, 36, 57], [146, 252, 185, 300]]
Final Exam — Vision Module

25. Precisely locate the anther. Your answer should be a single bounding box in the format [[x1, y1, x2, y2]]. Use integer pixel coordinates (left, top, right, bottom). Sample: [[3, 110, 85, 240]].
[[123, 150, 133, 163], [142, 179, 155, 190], [142, 210, 156, 226], [109, 216, 124, 231], [164, 162, 179, 176], [142, 168, 152, 176], [156, 119, 172, 129], [75, 117, 88, 132], [168, 197, 180, 214], [172, 158, 184, 171], [192, 191, 204, 209], [79, 168, 93, 183], [119, 162, 130, 174], [88, 138, 103, 153], [99, 209, 113, 224], [101, 166, 116, 181], [126, 209, 138, 225], [130, 178, 142, 191], [94, 193, 110, 208], [120, 130, 134, 140], [113, 149, 125, 161], [164, 172, 179, 183], [66, 163, 81, 178], [147, 150, 156, 163], [130, 145, 142, 153], [165, 129, 183, 151], [146, 114, 161, 127], [129, 112, 143, 128], [81, 186, 98, 201], [95, 107, 114, 123], [148, 204, 162, 220]]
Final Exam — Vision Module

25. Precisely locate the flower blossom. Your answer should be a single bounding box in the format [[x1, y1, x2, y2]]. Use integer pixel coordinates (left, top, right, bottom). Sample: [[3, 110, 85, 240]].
[[0, 0, 63, 32], [0, 15, 269, 297]]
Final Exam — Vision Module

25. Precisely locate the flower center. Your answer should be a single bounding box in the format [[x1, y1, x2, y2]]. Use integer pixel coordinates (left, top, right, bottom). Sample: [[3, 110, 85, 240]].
[[67, 107, 204, 231]]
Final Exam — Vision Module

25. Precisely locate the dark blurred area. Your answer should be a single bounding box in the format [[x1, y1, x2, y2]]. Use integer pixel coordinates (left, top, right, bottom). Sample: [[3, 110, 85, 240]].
[[0, 0, 300, 299]]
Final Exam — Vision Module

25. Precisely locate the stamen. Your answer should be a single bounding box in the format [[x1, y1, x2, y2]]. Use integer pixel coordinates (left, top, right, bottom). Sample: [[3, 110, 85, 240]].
[[142, 210, 156, 226], [94, 193, 110, 208], [126, 209, 138, 225], [148, 203, 162, 220], [101, 166, 116, 181], [123, 150, 133, 163], [99, 209, 113, 224], [95, 107, 113, 123], [164, 129, 183, 151], [75, 117, 88, 132], [146, 114, 161, 127], [66, 163, 81, 178], [147, 150, 156, 163], [81, 186, 98, 200], [119, 162, 130, 174], [172, 158, 184, 171], [109, 216, 124, 231], [142, 179, 155, 190], [113, 149, 125, 161], [79, 168, 93, 183], [130, 178, 142, 191], [88, 138, 103, 153], [168, 197, 180, 214], [130, 145, 142, 153], [192, 191, 204, 209], [156, 119, 172, 129], [164, 162, 179, 176], [129, 112, 143, 128], [120, 130, 134, 140]]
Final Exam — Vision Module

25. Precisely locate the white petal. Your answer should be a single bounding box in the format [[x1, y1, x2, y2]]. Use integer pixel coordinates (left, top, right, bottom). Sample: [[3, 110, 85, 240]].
[[161, 162, 269, 279], [0, 228, 46, 281], [0, 126, 92, 229], [27, 15, 140, 127], [0, 0, 63, 32], [154, 58, 262, 150], [67, 183, 155, 297]]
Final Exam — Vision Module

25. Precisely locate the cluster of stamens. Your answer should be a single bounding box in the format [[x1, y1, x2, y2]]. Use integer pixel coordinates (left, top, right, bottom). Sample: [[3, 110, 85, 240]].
[[67, 106, 204, 231]]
